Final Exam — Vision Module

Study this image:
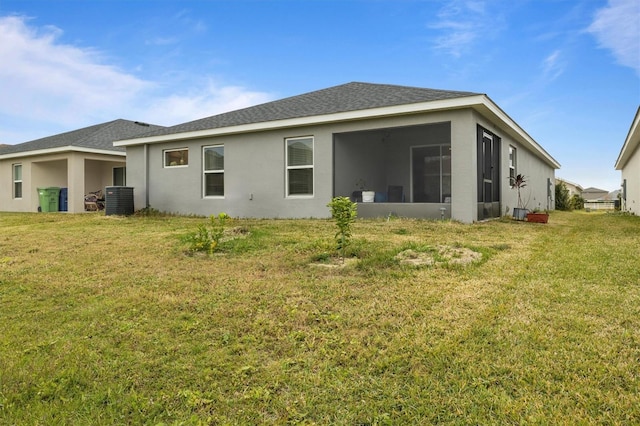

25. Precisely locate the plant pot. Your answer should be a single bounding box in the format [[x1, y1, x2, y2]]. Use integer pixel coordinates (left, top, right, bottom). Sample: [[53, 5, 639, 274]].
[[361, 191, 375, 203], [526, 212, 549, 223], [513, 207, 527, 221]]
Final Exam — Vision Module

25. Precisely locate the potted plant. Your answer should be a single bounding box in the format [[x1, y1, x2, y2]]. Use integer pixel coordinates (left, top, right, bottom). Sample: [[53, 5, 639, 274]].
[[511, 174, 528, 220], [356, 178, 375, 203], [527, 207, 549, 223]]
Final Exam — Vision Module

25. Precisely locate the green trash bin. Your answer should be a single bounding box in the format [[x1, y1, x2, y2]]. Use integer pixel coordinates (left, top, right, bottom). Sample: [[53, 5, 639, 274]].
[[37, 187, 61, 212]]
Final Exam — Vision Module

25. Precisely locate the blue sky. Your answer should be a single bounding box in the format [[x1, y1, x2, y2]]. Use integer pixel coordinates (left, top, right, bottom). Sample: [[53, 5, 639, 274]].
[[1, 0, 638, 191]]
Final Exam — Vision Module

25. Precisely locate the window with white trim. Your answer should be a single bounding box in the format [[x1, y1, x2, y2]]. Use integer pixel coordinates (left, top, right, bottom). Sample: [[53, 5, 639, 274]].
[[509, 145, 517, 187], [286, 137, 314, 196], [164, 148, 188, 167], [113, 167, 126, 186], [13, 164, 22, 199], [203, 145, 224, 197]]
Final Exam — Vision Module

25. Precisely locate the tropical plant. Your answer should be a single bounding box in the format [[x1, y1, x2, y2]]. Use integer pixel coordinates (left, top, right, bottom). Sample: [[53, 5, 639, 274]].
[[511, 174, 527, 209]]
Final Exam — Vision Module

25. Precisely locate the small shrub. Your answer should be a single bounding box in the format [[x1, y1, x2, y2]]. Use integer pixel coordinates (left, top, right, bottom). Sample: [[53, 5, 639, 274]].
[[184, 213, 229, 255], [327, 196, 357, 261], [569, 194, 584, 211]]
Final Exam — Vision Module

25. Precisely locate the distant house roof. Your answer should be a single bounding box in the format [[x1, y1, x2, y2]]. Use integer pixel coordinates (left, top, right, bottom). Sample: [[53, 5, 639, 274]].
[[615, 106, 640, 170], [582, 187, 610, 201], [0, 119, 164, 159], [114, 81, 560, 169], [556, 178, 584, 193]]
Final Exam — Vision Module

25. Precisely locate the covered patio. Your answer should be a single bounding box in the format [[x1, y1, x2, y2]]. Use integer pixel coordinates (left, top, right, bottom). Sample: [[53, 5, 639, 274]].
[[333, 121, 454, 219]]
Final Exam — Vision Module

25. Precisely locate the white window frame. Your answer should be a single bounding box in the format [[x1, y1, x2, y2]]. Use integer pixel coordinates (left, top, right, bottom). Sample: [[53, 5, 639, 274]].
[[509, 145, 517, 187], [203, 145, 224, 198], [13, 163, 22, 199], [285, 136, 314, 197], [163, 148, 189, 168]]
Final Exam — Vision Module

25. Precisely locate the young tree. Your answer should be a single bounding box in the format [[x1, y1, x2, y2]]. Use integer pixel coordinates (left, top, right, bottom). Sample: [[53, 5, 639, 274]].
[[327, 196, 357, 262], [555, 181, 570, 211]]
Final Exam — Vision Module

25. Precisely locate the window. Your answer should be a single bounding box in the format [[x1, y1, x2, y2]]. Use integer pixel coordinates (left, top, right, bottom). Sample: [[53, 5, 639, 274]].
[[113, 167, 126, 186], [164, 148, 188, 167], [509, 145, 517, 187], [286, 137, 314, 196], [412, 145, 451, 203], [203, 145, 224, 197], [13, 164, 22, 199]]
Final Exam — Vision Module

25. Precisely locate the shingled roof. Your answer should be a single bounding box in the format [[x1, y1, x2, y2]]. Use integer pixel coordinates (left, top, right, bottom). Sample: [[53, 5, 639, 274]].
[[0, 119, 164, 156], [132, 82, 480, 138]]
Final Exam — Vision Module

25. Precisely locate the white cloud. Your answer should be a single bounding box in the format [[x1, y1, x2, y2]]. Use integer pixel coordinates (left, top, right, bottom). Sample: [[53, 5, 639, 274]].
[[0, 16, 151, 126], [140, 82, 273, 126], [0, 15, 272, 143], [428, 0, 495, 58], [588, 0, 640, 75], [541, 50, 566, 81]]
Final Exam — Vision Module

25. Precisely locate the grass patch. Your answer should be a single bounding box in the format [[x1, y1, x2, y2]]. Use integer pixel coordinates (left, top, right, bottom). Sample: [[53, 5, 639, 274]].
[[1, 211, 639, 424]]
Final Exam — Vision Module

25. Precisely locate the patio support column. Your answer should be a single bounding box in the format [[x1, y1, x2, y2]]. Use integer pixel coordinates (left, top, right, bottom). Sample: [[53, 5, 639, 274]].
[[450, 109, 477, 223], [67, 153, 85, 213]]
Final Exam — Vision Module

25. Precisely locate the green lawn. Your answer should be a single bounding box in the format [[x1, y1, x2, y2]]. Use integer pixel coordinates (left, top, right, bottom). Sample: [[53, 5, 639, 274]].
[[1, 211, 639, 425]]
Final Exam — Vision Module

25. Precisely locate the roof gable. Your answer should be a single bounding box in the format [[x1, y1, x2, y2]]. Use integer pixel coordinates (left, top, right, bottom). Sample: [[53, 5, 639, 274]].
[[0, 119, 164, 157], [133, 82, 480, 138]]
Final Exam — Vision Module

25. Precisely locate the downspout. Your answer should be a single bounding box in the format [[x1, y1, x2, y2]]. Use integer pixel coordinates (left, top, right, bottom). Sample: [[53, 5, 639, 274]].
[[144, 143, 150, 208]]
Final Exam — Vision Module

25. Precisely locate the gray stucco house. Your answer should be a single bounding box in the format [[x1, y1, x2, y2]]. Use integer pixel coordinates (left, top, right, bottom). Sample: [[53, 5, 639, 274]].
[[0, 119, 163, 213], [615, 107, 640, 215], [116, 82, 560, 223]]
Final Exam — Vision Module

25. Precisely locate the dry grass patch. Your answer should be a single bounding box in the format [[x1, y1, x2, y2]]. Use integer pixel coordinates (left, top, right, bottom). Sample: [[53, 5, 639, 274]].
[[395, 244, 482, 266]]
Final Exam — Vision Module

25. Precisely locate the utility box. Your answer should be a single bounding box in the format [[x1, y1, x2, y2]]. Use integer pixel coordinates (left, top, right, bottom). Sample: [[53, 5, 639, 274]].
[[105, 186, 134, 216], [37, 187, 61, 212]]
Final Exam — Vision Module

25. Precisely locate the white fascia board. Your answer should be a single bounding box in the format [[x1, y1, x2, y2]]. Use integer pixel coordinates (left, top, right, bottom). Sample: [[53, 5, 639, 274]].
[[114, 95, 488, 147], [615, 107, 640, 170], [473, 96, 561, 169], [0, 146, 126, 160]]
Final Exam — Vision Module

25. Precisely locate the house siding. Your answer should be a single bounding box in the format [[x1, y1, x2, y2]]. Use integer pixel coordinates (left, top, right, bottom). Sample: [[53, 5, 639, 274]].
[[128, 108, 555, 222], [473, 111, 555, 216], [621, 142, 640, 215]]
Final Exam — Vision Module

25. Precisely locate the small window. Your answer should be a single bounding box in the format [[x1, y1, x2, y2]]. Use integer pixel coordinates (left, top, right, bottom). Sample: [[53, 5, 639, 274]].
[[203, 145, 224, 197], [164, 148, 189, 167], [113, 167, 126, 186], [286, 137, 314, 196], [509, 146, 517, 187], [13, 164, 22, 199]]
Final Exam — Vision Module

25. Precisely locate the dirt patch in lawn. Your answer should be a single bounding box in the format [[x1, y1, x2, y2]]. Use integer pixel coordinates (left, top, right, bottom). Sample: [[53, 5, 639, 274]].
[[395, 245, 482, 267]]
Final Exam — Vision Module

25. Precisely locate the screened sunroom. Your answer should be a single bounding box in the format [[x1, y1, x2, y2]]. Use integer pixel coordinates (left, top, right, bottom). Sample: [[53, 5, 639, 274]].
[[333, 121, 454, 219]]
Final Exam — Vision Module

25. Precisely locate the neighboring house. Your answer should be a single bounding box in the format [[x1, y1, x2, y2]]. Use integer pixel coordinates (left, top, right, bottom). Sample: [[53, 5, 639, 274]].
[[615, 106, 640, 215], [582, 187, 610, 201], [0, 119, 164, 213], [115, 82, 560, 223], [556, 178, 583, 197], [582, 186, 616, 211]]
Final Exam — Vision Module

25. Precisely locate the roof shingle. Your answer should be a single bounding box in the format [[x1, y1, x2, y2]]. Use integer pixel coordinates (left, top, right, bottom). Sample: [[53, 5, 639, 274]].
[[0, 119, 164, 155], [134, 82, 480, 138]]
